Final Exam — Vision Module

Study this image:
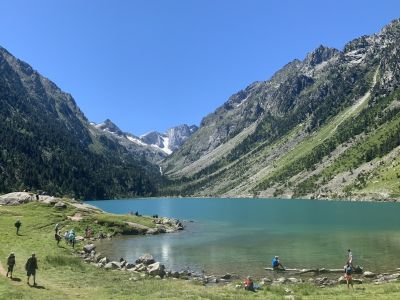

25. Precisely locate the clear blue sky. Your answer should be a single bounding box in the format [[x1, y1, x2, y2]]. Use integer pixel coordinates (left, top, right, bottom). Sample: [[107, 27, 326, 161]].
[[0, 1, 399, 135]]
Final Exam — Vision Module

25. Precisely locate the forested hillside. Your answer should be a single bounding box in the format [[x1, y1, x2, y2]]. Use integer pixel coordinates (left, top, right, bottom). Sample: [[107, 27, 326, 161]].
[[0, 46, 161, 199]]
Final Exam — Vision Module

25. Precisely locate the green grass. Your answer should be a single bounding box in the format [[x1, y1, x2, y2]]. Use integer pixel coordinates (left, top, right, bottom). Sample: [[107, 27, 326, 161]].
[[1, 201, 400, 299]]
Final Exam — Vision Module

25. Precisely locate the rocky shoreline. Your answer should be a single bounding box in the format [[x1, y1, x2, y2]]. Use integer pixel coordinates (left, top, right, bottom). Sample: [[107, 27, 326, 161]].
[[78, 243, 400, 288]]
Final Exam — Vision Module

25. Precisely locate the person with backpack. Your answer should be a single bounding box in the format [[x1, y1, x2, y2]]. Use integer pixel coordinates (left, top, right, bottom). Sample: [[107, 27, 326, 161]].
[[25, 253, 38, 286], [6, 252, 16, 278], [344, 262, 354, 289], [15, 219, 21, 235]]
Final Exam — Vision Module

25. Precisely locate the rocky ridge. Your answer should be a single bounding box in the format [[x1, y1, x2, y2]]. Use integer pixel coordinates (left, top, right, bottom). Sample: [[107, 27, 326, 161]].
[[162, 19, 400, 201]]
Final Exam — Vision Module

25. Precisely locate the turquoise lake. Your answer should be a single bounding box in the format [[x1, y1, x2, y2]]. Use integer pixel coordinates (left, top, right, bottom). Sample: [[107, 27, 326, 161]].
[[88, 198, 400, 277]]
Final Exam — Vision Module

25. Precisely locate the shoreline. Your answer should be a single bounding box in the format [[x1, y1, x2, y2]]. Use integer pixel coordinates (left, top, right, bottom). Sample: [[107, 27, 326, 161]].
[[2, 191, 400, 291]]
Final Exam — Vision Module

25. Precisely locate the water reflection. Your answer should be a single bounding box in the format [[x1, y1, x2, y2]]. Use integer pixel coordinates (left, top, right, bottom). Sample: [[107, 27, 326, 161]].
[[90, 198, 400, 276]]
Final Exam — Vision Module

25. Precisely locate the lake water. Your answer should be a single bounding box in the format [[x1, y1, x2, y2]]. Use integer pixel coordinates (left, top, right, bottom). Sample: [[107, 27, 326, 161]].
[[88, 198, 400, 277]]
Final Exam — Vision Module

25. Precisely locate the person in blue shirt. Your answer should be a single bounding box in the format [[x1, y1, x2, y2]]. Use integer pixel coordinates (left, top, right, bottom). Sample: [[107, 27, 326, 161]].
[[272, 256, 285, 270]]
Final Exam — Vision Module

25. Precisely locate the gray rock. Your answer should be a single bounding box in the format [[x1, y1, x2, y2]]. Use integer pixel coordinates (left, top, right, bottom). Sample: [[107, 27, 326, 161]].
[[0, 192, 35, 205], [221, 273, 232, 280], [135, 253, 155, 265], [133, 263, 148, 272], [54, 201, 67, 209], [104, 261, 121, 270], [273, 277, 287, 284], [363, 271, 376, 278], [99, 257, 109, 265], [147, 262, 166, 277], [83, 244, 96, 253], [287, 277, 302, 284]]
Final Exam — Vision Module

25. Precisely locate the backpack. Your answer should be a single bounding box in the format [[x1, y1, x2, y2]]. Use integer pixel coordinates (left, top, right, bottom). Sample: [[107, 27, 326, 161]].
[[345, 265, 353, 275]]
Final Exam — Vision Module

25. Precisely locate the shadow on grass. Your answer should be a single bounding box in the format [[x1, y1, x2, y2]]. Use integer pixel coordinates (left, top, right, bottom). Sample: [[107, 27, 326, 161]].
[[29, 284, 45, 289], [11, 277, 21, 282]]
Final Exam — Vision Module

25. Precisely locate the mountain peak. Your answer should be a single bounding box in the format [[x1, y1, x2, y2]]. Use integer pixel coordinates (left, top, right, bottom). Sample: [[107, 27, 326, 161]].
[[95, 119, 124, 136], [304, 45, 340, 67]]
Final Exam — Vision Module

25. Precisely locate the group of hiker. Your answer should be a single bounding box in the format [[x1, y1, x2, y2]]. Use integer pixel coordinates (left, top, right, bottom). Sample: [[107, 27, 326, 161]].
[[5, 219, 89, 286], [243, 250, 355, 292], [6, 252, 38, 286]]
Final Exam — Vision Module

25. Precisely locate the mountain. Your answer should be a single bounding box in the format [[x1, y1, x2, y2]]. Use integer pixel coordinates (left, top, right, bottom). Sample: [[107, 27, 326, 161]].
[[162, 19, 400, 201], [92, 119, 168, 163], [0, 46, 161, 199], [93, 120, 198, 158], [140, 124, 198, 155]]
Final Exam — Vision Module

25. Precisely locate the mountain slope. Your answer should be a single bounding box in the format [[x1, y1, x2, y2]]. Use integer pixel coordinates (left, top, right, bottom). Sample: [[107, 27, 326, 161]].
[[162, 19, 400, 200], [0, 46, 161, 199]]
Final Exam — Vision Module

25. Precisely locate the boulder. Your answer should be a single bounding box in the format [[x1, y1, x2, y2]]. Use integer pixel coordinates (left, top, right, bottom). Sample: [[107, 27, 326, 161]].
[[54, 201, 67, 209], [75, 235, 85, 242], [147, 262, 166, 277], [260, 278, 272, 286], [0, 192, 35, 205], [83, 244, 96, 253], [273, 277, 287, 284], [287, 277, 302, 283], [99, 257, 109, 265], [221, 273, 232, 280], [135, 253, 155, 265], [133, 263, 148, 272], [104, 261, 121, 270], [363, 271, 376, 278]]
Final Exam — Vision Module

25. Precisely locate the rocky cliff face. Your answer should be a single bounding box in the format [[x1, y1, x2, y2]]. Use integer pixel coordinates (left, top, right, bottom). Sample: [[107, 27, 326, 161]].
[[162, 19, 400, 201], [93, 119, 198, 158], [0, 46, 161, 199]]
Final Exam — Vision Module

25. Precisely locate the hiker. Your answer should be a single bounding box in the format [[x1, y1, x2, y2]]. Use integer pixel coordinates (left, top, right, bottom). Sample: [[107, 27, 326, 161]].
[[55, 223, 60, 233], [85, 226, 89, 238], [244, 276, 255, 292], [347, 249, 353, 266], [55, 231, 62, 246], [6, 252, 16, 279], [25, 253, 38, 286], [68, 230, 76, 248], [272, 256, 285, 270], [344, 262, 354, 289], [15, 219, 22, 235]]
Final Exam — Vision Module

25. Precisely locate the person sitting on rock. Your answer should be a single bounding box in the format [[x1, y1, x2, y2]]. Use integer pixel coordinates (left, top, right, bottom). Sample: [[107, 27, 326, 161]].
[[344, 262, 354, 289], [6, 252, 16, 278], [244, 276, 255, 292], [272, 256, 285, 270]]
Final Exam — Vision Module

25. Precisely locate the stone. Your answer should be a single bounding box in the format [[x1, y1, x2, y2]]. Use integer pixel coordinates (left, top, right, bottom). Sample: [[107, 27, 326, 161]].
[[338, 276, 346, 284], [260, 278, 272, 286], [363, 271, 376, 278], [99, 257, 109, 265], [0, 192, 35, 205], [83, 244, 96, 253], [273, 277, 287, 284], [126, 263, 135, 269], [147, 262, 166, 277], [287, 277, 301, 283], [171, 271, 180, 278], [104, 261, 121, 270], [54, 201, 67, 209], [133, 263, 147, 272], [135, 253, 155, 265], [75, 235, 85, 242], [221, 273, 232, 280]]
